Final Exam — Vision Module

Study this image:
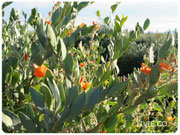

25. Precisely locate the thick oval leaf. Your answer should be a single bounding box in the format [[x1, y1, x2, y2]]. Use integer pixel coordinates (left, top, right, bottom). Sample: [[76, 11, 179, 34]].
[[159, 83, 177, 95], [63, 53, 73, 75], [47, 78, 61, 112], [70, 92, 86, 118], [26, 104, 35, 121], [149, 63, 160, 85], [39, 83, 53, 110], [103, 114, 117, 132], [18, 112, 37, 133], [11, 71, 20, 86], [158, 38, 172, 59], [3, 109, 21, 128], [101, 70, 112, 82], [143, 18, 150, 30], [58, 38, 67, 61], [97, 10, 101, 17], [2, 113, 13, 127], [84, 87, 101, 110], [58, 81, 66, 113], [36, 17, 47, 48], [107, 80, 129, 97], [29, 87, 45, 109], [46, 24, 56, 47], [52, 7, 62, 27]]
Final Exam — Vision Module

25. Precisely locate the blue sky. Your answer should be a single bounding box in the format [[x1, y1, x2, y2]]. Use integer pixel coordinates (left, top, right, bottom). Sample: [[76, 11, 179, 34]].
[[2, 0, 178, 32]]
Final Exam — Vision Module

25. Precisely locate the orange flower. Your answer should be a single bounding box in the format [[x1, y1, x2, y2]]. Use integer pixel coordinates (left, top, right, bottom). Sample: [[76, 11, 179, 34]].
[[159, 63, 170, 71], [45, 20, 51, 25], [80, 62, 85, 68], [140, 63, 152, 75], [80, 77, 84, 83], [92, 21, 95, 25], [79, 23, 85, 28], [57, 1, 61, 5], [94, 24, 100, 31], [81, 82, 89, 90], [166, 116, 174, 122], [71, 53, 74, 57], [34, 65, 47, 78], [89, 60, 95, 64], [102, 131, 106, 133], [141, 63, 146, 67]]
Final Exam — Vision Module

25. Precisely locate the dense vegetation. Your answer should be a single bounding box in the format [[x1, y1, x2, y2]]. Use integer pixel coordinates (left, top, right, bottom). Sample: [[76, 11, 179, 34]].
[[2, 2, 178, 133]]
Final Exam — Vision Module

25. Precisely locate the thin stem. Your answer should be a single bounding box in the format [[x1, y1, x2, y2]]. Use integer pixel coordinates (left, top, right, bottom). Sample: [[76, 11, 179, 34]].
[[86, 123, 102, 133], [80, 114, 87, 132]]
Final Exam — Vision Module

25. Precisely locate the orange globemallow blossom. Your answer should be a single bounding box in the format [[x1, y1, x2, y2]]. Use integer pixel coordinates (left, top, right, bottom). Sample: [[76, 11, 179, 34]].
[[80, 62, 85, 68], [140, 63, 152, 75], [45, 20, 51, 25], [166, 116, 174, 122], [80, 77, 84, 83], [81, 82, 89, 90], [57, 1, 61, 5], [79, 23, 85, 28], [159, 63, 170, 71], [34, 65, 47, 78]]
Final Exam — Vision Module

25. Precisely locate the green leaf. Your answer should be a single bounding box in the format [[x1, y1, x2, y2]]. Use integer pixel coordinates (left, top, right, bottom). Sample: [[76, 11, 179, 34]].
[[57, 38, 67, 61], [114, 21, 121, 32], [46, 24, 56, 47], [111, 3, 119, 13], [96, 66, 103, 78], [103, 114, 117, 132], [36, 17, 47, 48], [3, 109, 21, 129], [26, 104, 35, 121], [70, 92, 86, 118], [96, 104, 107, 123], [39, 83, 53, 110], [78, 2, 89, 11], [52, 7, 62, 27], [149, 63, 160, 85], [2, 2, 13, 9], [2, 112, 13, 127], [108, 103, 119, 117], [11, 71, 19, 86], [158, 38, 172, 59], [101, 70, 112, 82], [9, 56, 18, 69], [154, 102, 163, 112], [120, 16, 128, 27], [104, 17, 109, 24], [159, 83, 177, 95], [47, 78, 61, 112], [18, 112, 37, 133], [84, 87, 101, 110], [115, 15, 121, 22], [107, 80, 129, 97], [122, 105, 136, 114], [30, 87, 45, 109], [58, 81, 66, 113], [97, 10, 101, 17], [143, 18, 150, 30], [63, 53, 73, 75]]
